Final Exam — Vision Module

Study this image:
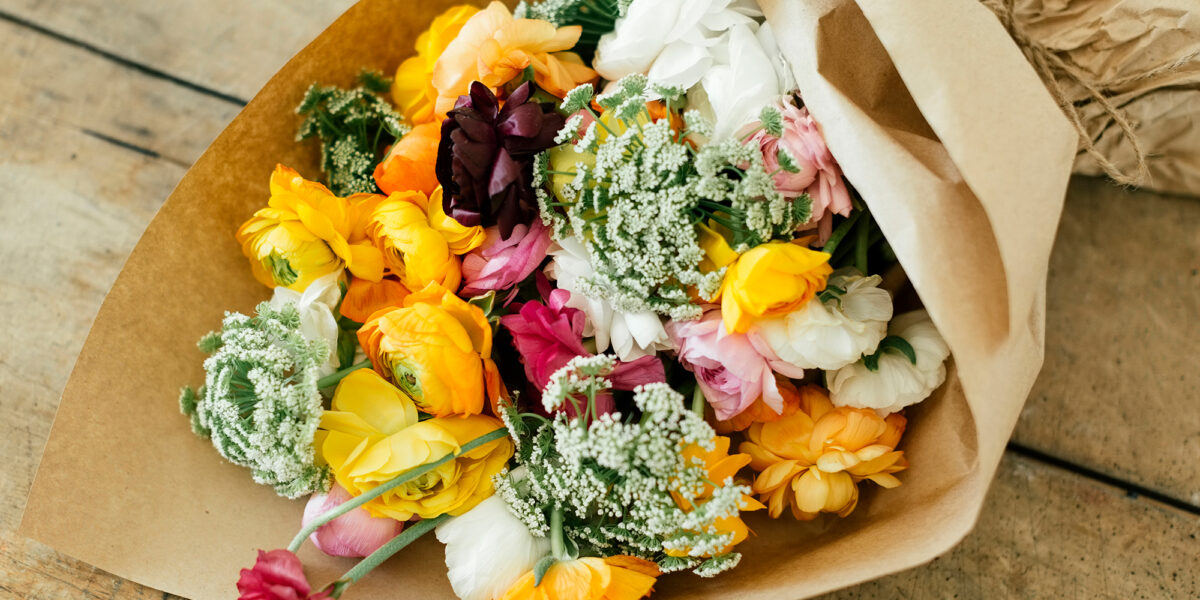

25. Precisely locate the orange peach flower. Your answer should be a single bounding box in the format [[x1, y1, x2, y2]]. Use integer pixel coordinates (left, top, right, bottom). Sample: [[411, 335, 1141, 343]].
[[431, 2, 597, 115], [358, 282, 501, 417], [665, 436, 764, 558], [366, 187, 484, 292], [501, 555, 659, 600], [339, 275, 410, 323], [374, 122, 441, 197], [739, 385, 908, 520], [392, 4, 480, 124]]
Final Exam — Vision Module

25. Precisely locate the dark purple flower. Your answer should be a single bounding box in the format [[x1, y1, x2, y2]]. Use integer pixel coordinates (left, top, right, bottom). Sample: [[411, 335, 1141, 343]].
[[436, 81, 565, 240]]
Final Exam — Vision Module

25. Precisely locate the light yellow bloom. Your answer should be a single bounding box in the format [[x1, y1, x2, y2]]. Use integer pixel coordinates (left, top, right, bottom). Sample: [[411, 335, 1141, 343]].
[[358, 282, 502, 417], [665, 436, 763, 558], [367, 187, 484, 292], [432, 2, 597, 115], [739, 385, 907, 520], [392, 5, 480, 124], [719, 241, 832, 333], [501, 555, 659, 600], [237, 165, 384, 290], [318, 369, 513, 521]]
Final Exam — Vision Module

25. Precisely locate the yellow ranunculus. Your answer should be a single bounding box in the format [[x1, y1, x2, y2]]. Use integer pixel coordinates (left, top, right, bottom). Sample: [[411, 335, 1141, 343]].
[[367, 187, 484, 292], [665, 436, 764, 558], [696, 221, 739, 274], [318, 369, 513, 521], [431, 2, 597, 116], [739, 385, 907, 520], [358, 282, 502, 417], [501, 555, 659, 600], [236, 165, 384, 290], [392, 4, 479, 124], [719, 241, 832, 333]]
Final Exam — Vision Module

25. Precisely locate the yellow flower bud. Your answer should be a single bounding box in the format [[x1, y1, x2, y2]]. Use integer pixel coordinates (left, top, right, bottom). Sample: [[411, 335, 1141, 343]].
[[719, 241, 832, 333]]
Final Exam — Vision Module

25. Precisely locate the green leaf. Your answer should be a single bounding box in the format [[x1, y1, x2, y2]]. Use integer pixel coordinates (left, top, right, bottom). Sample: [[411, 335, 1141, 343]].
[[862, 335, 918, 372], [467, 290, 497, 317], [533, 556, 558, 587]]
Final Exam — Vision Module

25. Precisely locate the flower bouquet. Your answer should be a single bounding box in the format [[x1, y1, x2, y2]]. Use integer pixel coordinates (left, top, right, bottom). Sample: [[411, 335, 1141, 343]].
[[20, 0, 1078, 599]]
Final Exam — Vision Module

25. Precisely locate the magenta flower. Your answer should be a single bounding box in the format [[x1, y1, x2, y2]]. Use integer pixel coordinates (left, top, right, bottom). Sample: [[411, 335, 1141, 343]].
[[301, 483, 404, 558], [666, 306, 805, 421], [748, 103, 852, 243], [460, 218, 552, 297], [499, 288, 665, 415], [236, 549, 331, 600], [436, 81, 565, 240]]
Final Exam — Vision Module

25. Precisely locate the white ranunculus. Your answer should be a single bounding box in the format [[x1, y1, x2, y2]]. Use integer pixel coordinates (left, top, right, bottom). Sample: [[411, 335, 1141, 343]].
[[755, 272, 892, 371], [826, 310, 951, 415], [544, 237, 673, 361], [435, 493, 551, 600], [594, 0, 760, 90], [268, 270, 342, 377], [691, 22, 790, 140]]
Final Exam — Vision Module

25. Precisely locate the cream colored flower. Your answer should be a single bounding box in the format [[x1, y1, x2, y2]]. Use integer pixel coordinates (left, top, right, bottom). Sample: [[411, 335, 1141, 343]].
[[827, 310, 951, 414], [268, 270, 343, 377]]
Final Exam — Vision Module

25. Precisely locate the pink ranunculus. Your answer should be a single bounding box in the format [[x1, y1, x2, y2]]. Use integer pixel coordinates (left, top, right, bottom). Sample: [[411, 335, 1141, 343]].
[[500, 288, 665, 415], [750, 103, 853, 243], [461, 218, 553, 297], [666, 306, 805, 421], [236, 549, 331, 600], [301, 483, 403, 558]]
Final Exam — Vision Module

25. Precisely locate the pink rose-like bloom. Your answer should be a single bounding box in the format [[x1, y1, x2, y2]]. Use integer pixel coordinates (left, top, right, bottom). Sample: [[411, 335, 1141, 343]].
[[666, 307, 805, 421], [301, 483, 403, 558], [236, 549, 331, 600], [461, 218, 553, 297], [500, 288, 666, 415], [750, 103, 853, 243]]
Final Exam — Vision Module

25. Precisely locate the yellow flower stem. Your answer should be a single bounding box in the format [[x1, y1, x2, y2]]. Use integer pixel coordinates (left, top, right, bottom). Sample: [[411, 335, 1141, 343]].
[[326, 513, 451, 598], [316, 359, 373, 390], [286, 427, 508, 553]]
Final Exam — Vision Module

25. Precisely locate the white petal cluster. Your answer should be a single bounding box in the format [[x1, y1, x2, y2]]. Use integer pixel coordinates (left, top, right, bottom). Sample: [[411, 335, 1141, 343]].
[[594, 0, 794, 139], [436, 483, 551, 600], [268, 271, 343, 377], [756, 271, 892, 371], [826, 310, 951, 415], [545, 238, 673, 361]]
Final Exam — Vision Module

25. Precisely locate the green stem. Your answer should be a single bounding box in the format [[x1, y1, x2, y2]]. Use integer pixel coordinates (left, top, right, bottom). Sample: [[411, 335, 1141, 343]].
[[286, 428, 508, 552], [550, 506, 566, 560], [854, 212, 870, 275], [327, 514, 450, 598], [691, 383, 707, 417], [317, 360, 372, 390], [821, 209, 862, 258]]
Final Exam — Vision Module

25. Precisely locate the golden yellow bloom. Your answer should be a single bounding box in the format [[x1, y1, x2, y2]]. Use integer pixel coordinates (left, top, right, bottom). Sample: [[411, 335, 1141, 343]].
[[318, 369, 513, 521], [501, 555, 659, 600], [431, 2, 597, 115], [393, 4, 479, 124], [237, 165, 384, 290], [739, 385, 907, 520], [696, 221, 739, 274], [367, 187, 484, 292], [719, 241, 832, 333], [665, 436, 764, 558], [358, 282, 501, 417]]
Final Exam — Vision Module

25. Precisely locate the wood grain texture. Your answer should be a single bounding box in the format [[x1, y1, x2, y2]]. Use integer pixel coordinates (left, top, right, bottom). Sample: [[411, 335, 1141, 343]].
[[0, 0, 1197, 598]]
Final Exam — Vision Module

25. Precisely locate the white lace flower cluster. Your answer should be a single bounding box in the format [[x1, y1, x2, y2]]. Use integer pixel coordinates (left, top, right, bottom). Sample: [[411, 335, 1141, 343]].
[[179, 301, 331, 498], [495, 355, 751, 576]]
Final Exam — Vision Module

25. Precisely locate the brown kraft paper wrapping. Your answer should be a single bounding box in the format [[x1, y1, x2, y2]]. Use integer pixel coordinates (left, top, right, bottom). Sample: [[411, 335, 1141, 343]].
[[19, 0, 1076, 598]]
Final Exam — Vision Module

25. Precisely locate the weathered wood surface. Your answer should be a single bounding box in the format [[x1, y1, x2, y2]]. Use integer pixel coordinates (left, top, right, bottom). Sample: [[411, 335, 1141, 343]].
[[0, 1, 1197, 598]]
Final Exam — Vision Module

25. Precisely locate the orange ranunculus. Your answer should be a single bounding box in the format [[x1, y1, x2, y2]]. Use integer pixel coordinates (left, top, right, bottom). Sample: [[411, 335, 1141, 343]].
[[367, 187, 484, 292], [392, 4, 479, 124], [358, 282, 501, 417], [739, 385, 908, 520], [374, 122, 441, 197], [665, 436, 764, 558], [501, 555, 659, 600], [236, 165, 384, 290], [339, 275, 410, 323], [712, 377, 801, 434], [431, 2, 597, 115]]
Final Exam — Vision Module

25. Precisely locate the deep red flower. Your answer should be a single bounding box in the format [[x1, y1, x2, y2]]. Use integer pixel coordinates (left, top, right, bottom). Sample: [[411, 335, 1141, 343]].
[[436, 81, 565, 240], [236, 549, 331, 600]]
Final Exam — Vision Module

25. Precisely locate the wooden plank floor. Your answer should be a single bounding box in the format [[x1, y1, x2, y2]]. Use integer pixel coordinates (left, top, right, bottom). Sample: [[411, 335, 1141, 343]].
[[1, 2, 1197, 598]]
